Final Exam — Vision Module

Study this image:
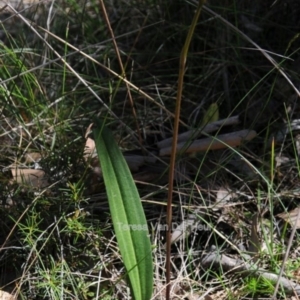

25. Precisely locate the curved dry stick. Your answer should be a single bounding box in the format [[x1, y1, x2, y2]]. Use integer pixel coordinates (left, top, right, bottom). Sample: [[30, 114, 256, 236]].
[[202, 251, 300, 296]]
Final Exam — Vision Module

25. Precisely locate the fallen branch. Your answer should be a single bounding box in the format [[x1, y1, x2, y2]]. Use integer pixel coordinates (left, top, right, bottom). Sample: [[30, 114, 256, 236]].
[[157, 115, 240, 149], [159, 129, 256, 156]]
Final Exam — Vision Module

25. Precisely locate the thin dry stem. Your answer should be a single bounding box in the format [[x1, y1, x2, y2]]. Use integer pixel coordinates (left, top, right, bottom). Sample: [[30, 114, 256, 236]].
[[99, 0, 143, 147], [165, 1, 206, 299]]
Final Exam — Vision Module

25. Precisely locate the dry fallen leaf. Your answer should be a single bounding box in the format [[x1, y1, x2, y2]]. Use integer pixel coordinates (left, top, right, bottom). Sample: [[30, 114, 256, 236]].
[[84, 137, 97, 160], [277, 207, 300, 229], [24, 152, 42, 164], [0, 290, 16, 300], [216, 187, 236, 205], [169, 213, 199, 245], [11, 168, 49, 188]]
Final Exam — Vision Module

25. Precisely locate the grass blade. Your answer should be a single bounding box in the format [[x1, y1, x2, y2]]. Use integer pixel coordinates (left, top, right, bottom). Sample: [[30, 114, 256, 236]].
[[93, 120, 153, 300]]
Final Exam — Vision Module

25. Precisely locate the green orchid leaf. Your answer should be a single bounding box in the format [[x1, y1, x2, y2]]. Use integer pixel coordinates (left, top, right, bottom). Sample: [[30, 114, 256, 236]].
[[93, 120, 153, 300]]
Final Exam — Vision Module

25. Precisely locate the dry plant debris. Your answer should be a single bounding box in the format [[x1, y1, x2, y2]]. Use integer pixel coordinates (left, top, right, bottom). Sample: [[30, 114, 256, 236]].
[[0, 291, 16, 300], [1, 0, 300, 299]]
